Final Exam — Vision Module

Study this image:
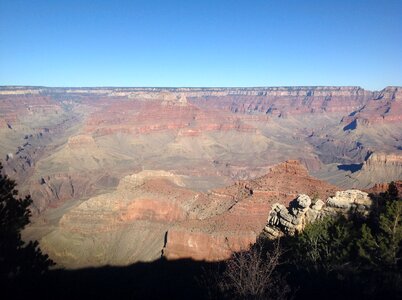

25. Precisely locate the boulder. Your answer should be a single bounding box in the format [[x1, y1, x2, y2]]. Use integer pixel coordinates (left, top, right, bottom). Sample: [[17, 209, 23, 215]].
[[264, 189, 373, 239], [297, 194, 312, 209], [327, 190, 371, 209], [311, 199, 325, 211], [305, 209, 319, 222], [264, 226, 282, 238]]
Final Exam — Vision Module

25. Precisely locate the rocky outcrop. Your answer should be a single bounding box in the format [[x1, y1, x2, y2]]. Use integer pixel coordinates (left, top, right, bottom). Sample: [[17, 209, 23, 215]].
[[326, 190, 371, 210], [162, 161, 338, 262], [349, 153, 402, 188], [264, 190, 372, 238]]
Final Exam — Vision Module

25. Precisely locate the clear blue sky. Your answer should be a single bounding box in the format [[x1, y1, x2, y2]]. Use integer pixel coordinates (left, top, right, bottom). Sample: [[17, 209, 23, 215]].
[[0, 0, 401, 90]]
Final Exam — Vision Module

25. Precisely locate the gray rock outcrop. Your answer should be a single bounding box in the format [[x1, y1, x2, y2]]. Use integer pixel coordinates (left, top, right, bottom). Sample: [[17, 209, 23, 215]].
[[264, 190, 372, 238], [327, 190, 371, 211]]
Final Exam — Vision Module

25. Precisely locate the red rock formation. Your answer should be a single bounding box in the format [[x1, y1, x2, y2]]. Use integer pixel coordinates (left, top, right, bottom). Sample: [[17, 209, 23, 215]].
[[0, 93, 62, 126], [1, 85, 400, 214], [367, 180, 402, 195], [188, 86, 372, 116], [83, 99, 259, 137], [341, 87, 402, 128], [0, 86, 398, 268], [163, 160, 338, 261], [30, 161, 340, 267]]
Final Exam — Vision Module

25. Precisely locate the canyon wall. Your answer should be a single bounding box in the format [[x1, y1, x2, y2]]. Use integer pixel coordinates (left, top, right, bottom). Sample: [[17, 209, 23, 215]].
[[1, 85, 399, 210], [0, 85, 400, 267]]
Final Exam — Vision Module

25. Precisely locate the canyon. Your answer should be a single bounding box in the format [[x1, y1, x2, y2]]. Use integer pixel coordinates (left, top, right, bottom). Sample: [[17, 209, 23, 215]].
[[0, 86, 401, 268]]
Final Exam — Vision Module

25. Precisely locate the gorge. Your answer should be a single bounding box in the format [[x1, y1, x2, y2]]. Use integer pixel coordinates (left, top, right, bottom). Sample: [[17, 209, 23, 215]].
[[0, 86, 401, 268]]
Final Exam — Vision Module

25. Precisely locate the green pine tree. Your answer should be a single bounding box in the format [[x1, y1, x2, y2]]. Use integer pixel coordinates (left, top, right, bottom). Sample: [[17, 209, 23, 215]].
[[358, 184, 401, 268], [0, 162, 54, 279], [291, 215, 355, 273]]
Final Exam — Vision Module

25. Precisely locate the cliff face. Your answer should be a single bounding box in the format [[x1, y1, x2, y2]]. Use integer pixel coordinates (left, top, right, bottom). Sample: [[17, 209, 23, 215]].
[[33, 160, 337, 268], [341, 86, 402, 127], [0, 85, 399, 267], [39, 171, 200, 268], [349, 153, 402, 188], [188, 86, 373, 117], [162, 161, 337, 262], [1, 85, 401, 211]]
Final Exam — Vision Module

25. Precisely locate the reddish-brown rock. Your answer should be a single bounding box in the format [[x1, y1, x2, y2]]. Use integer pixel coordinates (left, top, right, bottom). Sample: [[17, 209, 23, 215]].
[[163, 160, 338, 261], [367, 180, 402, 195], [2, 85, 401, 212], [0, 86, 398, 268], [341, 87, 402, 127]]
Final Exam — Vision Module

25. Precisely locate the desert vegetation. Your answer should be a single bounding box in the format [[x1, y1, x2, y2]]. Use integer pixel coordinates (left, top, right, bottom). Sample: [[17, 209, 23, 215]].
[[204, 182, 401, 299]]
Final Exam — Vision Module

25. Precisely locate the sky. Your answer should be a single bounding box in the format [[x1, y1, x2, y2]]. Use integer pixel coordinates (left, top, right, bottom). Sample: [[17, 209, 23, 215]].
[[0, 0, 401, 90]]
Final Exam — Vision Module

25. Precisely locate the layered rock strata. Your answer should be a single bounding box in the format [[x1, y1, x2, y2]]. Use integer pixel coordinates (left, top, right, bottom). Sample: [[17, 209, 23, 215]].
[[1, 85, 401, 213], [162, 161, 337, 261], [34, 160, 338, 267], [0, 85, 398, 267]]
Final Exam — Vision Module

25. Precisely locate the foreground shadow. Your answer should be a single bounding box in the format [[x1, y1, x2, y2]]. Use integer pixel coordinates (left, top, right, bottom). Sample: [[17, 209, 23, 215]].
[[8, 258, 220, 300]]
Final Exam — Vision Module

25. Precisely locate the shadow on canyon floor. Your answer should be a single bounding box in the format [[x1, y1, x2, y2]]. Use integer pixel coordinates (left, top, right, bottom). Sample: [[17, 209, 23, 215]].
[[337, 163, 363, 173], [7, 258, 219, 300]]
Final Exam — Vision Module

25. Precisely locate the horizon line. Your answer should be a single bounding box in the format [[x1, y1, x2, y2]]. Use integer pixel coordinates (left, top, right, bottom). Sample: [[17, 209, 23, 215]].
[[0, 85, 401, 92]]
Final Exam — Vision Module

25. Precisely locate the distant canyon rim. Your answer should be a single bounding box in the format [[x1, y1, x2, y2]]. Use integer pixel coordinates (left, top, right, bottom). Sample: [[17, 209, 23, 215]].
[[0, 85, 401, 268]]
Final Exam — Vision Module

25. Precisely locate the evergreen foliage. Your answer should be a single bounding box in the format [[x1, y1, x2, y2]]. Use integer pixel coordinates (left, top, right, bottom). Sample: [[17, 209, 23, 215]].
[[0, 162, 54, 280], [358, 184, 401, 268], [282, 183, 402, 299], [290, 215, 356, 273], [204, 183, 401, 299]]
